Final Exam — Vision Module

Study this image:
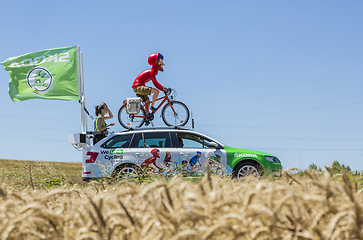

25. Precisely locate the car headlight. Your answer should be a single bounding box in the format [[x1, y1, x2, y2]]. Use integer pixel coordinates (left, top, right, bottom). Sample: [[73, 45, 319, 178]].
[[265, 156, 280, 163]]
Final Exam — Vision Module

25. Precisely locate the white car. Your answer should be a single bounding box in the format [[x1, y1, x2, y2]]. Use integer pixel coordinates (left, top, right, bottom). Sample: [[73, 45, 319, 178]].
[[80, 127, 283, 181]]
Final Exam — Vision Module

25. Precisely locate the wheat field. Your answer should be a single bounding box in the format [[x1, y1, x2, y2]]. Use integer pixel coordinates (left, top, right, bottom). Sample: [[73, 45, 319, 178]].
[[0, 160, 362, 240]]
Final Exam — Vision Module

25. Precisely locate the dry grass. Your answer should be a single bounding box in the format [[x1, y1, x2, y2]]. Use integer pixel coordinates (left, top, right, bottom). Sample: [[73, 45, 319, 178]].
[[0, 159, 84, 189], [0, 165, 361, 239]]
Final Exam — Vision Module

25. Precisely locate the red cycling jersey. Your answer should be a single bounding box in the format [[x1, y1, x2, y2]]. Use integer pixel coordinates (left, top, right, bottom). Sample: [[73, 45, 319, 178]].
[[140, 148, 162, 170], [131, 53, 164, 91]]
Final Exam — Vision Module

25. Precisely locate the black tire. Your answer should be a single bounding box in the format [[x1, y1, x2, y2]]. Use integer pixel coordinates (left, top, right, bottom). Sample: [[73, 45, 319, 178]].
[[112, 163, 142, 179], [161, 101, 190, 127], [118, 104, 146, 129], [232, 161, 264, 181]]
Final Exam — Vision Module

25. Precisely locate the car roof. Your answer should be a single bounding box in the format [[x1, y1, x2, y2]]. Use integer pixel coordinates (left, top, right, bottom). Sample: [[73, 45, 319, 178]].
[[108, 127, 225, 146]]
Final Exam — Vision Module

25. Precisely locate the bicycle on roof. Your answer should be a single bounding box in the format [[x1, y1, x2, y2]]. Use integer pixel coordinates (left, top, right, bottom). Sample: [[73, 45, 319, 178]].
[[118, 88, 190, 129]]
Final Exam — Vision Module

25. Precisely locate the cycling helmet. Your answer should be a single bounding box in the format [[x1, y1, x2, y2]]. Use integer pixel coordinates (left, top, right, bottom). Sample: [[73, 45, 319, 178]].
[[151, 148, 160, 156], [148, 52, 164, 66]]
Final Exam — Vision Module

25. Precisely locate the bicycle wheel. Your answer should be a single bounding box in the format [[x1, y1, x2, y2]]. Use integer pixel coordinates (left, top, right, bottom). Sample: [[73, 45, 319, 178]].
[[118, 104, 146, 129], [161, 101, 190, 126]]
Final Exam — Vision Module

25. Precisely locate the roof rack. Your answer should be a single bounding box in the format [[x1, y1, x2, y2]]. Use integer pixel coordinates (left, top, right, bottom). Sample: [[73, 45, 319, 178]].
[[119, 125, 193, 133]]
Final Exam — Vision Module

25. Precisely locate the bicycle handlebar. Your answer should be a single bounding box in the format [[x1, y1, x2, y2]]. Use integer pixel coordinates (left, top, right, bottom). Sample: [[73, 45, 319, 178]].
[[164, 87, 172, 95]]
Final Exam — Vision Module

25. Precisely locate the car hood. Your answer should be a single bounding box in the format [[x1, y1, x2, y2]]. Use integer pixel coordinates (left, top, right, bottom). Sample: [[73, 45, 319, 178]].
[[223, 146, 276, 157]]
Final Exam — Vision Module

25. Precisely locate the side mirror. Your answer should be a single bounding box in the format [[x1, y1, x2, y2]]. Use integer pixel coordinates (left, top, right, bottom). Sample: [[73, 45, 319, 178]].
[[208, 142, 219, 148]]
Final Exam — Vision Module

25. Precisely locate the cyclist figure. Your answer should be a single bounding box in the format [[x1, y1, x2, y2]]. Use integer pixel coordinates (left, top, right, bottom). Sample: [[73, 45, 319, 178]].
[[163, 151, 176, 168], [189, 151, 202, 172], [141, 148, 163, 173], [208, 154, 222, 172], [181, 159, 189, 175], [132, 52, 167, 113]]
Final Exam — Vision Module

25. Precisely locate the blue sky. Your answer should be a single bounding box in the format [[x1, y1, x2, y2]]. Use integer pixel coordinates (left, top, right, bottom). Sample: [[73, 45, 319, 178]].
[[1, 1, 362, 171]]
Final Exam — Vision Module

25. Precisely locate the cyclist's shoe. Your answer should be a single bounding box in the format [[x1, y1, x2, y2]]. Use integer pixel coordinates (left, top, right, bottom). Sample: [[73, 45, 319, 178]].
[[150, 106, 157, 113]]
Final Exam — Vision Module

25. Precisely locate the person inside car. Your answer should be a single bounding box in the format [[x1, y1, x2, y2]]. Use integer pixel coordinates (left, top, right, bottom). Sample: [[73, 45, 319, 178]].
[[131, 52, 167, 113], [178, 138, 184, 148]]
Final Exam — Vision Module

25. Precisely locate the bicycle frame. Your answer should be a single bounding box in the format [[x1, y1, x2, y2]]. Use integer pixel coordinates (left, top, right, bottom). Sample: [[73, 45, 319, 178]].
[[118, 88, 190, 129], [120, 93, 177, 119]]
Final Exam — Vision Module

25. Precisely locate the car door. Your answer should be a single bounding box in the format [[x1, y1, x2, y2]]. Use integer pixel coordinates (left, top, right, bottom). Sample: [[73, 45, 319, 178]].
[[130, 131, 180, 171], [175, 132, 228, 174], [96, 133, 136, 176]]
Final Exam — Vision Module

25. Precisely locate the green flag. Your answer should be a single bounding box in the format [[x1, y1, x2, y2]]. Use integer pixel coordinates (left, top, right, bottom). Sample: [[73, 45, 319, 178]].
[[1, 46, 80, 102]]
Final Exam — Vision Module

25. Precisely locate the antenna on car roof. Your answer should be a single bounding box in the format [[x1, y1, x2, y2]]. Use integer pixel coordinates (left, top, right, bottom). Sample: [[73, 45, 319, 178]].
[[191, 111, 194, 130]]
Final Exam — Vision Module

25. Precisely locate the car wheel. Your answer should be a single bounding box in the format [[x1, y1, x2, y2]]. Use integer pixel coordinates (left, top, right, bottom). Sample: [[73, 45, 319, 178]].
[[233, 161, 263, 181], [112, 164, 142, 179]]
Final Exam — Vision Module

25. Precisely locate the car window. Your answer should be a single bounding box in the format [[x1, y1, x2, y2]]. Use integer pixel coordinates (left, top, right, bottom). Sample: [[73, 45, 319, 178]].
[[132, 132, 172, 148], [102, 134, 133, 149], [176, 133, 212, 149], [144, 132, 172, 148]]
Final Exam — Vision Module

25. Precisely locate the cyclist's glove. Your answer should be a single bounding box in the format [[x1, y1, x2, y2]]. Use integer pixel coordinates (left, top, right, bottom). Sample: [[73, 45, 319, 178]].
[[164, 87, 172, 95]]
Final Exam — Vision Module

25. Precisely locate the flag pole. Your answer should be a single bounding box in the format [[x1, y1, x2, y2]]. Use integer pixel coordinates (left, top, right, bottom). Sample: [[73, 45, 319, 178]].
[[77, 46, 87, 134]]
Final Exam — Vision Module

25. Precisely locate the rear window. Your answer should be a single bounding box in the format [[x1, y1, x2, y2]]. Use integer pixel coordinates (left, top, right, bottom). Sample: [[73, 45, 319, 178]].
[[101, 134, 133, 149]]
